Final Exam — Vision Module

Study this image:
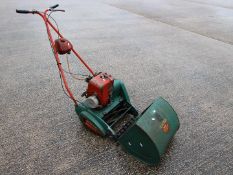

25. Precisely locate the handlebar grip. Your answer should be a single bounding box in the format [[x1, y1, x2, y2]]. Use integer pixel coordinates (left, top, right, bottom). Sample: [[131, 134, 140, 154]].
[[16, 9, 31, 14], [49, 4, 59, 9], [52, 9, 65, 12]]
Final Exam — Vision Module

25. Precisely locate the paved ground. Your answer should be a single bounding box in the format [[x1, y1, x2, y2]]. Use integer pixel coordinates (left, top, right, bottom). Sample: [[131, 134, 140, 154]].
[[0, 0, 233, 174]]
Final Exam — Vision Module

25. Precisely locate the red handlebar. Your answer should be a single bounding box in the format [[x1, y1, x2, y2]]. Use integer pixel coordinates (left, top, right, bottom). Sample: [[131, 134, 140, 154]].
[[16, 4, 95, 105], [16, 4, 63, 15]]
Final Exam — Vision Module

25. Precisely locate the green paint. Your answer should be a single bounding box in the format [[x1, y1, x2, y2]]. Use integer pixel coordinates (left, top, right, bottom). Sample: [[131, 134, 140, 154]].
[[118, 97, 180, 165], [75, 80, 137, 136], [75, 80, 180, 165]]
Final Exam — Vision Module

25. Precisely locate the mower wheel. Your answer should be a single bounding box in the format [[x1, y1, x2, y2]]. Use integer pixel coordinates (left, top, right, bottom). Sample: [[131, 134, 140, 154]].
[[81, 118, 105, 136]]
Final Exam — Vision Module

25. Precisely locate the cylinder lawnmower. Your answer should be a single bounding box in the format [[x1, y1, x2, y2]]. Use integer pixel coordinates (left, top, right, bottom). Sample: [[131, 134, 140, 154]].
[[16, 4, 180, 165]]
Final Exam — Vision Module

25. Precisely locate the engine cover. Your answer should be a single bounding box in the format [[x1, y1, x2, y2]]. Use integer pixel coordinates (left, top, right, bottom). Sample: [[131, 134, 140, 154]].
[[86, 73, 114, 107]]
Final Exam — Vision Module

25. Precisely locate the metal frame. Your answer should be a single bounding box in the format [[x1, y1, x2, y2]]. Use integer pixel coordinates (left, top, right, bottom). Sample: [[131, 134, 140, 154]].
[[17, 6, 95, 105]]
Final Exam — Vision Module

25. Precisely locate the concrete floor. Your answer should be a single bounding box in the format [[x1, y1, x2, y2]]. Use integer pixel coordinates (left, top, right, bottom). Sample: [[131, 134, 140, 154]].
[[0, 0, 233, 174]]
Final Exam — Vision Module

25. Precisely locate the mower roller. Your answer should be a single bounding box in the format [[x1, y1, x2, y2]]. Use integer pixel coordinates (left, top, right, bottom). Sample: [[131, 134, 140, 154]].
[[16, 4, 180, 165]]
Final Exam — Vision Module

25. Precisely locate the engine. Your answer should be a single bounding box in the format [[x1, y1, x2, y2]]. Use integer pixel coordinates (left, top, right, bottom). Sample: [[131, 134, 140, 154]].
[[85, 72, 114, 108]]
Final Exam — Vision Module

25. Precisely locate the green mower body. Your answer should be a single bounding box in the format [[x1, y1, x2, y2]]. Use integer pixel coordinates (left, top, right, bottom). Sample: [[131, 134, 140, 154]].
[[75, 80, 180, 165], [75, 80, 138, 136], [118, 97, 180, 165]]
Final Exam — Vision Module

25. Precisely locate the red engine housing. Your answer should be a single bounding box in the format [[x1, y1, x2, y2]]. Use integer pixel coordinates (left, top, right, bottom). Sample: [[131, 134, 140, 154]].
[[86, 73, 114, 106]]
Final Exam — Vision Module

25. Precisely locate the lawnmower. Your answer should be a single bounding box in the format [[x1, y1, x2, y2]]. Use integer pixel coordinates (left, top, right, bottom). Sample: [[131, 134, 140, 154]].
[[16, 4, 180, 165]]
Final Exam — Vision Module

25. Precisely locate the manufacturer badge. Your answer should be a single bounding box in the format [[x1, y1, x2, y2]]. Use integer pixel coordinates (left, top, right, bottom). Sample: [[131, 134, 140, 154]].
[[161, 119, 169, 133]]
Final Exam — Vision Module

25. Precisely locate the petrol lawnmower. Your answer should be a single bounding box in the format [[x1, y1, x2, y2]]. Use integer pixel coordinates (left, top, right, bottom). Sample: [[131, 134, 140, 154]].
[[16, 4, 180, 165]]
